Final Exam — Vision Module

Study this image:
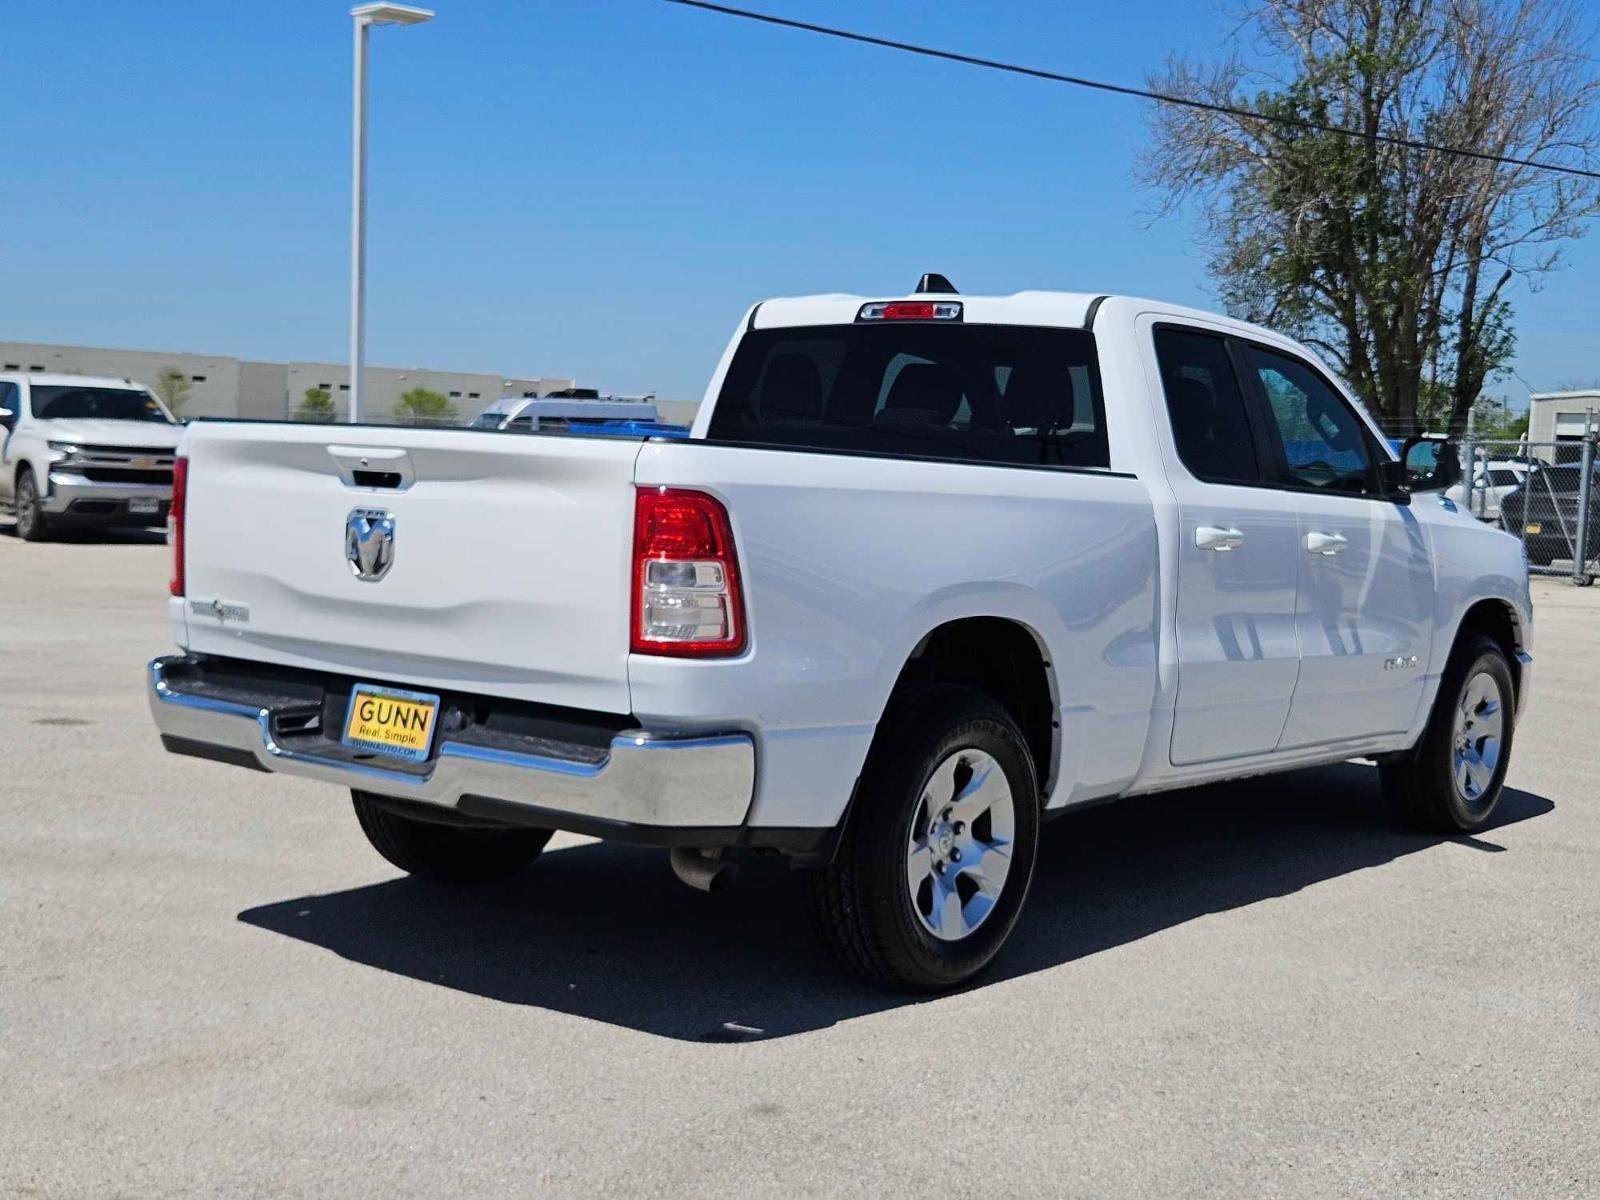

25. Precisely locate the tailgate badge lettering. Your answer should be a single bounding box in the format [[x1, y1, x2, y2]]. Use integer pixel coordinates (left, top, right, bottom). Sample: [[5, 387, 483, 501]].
[[346, 508, 395, 582], [188, 597, 251, 624]]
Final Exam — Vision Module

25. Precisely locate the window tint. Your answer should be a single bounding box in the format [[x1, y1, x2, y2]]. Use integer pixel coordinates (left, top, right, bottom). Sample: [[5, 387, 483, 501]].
[[1241, 347, 1374, 494], [30, 385, 173, 423], [1152, 327, 1260, 484], [1488, 468, 1520, 488], [706, 324, 1110, 469], [0, 382, 17, 428]]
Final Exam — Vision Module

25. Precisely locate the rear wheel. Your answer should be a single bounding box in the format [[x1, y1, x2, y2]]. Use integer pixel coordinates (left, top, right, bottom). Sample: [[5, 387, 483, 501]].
[[1380, 635, 1515, 833], [802, 685, 1040, 991], [14, 469, 49, 542], [352, 790, 552, 884]]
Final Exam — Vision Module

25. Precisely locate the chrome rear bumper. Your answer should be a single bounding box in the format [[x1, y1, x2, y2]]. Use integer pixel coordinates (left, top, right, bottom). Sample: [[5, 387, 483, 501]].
[[147, 656, 756, 831]]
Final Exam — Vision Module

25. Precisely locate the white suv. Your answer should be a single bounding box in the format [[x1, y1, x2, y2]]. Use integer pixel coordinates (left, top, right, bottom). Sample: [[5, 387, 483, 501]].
[[0, 373, 182, 541], [1449, 459, 1529, 522]]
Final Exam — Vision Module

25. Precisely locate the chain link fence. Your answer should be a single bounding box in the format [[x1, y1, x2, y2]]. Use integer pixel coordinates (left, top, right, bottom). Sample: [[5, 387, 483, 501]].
[[1457, 419, 1599, 585]]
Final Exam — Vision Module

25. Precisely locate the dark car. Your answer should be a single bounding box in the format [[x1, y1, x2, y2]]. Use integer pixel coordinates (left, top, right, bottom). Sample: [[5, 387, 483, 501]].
[[1498, 462, 1600, 565]]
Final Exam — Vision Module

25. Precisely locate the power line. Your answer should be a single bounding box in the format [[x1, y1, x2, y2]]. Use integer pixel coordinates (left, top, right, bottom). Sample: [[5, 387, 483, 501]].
[[659, 0, 1600, 183]]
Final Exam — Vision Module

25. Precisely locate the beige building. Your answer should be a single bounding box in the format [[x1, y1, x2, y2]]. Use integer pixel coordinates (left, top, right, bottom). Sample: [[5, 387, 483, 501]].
[[1527, 390, 1599, 457], [0, 340, 575, 423]]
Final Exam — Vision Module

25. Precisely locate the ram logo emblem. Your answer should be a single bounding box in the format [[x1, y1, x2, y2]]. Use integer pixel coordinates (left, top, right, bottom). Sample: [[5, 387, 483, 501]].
[[345, 508, 395, 582]]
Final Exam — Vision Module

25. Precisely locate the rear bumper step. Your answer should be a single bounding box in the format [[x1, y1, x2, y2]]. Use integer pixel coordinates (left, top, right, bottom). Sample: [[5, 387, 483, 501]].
[[148, 654, 761, 838]]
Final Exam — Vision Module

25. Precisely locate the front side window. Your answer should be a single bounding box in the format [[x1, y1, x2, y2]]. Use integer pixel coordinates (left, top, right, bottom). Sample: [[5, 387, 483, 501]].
[[1152, 327, 1260, 484], [707, 323, 1109, 469], [0, 382, 18, 428], [30, 385, 173, 423], [1241, 347, 1374, 494]]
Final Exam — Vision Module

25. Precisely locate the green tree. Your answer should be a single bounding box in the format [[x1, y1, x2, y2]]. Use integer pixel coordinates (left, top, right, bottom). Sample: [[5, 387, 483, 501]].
[[155, 367, 192, 417], [393, 387, 458, 425], [296, 386, 336, 423], [1470, 396, 1530, 440], [1141, 0, 1600, 437]]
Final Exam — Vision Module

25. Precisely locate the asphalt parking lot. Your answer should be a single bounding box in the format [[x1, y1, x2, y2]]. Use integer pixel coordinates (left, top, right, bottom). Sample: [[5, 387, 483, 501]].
[[3, 526, 1597, 1199]]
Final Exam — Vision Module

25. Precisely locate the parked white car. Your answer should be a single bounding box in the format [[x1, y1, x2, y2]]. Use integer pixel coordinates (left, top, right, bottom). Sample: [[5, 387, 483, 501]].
[[468, 396, 661, 431], [147, 283, 1532, 989], [0, 372, 181, 541], [1449, 458, 1529, 522]]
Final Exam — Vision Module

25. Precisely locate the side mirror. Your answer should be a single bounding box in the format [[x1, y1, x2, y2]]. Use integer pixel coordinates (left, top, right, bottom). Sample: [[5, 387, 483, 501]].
[[1400, 434, 1461, 493], [1377, 459, 1411, 503], [0, 406, 13, 420]]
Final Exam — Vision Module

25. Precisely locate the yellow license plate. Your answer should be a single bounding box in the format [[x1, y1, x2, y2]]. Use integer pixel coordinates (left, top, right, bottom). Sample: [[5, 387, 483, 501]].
[[342, 684, 440, 762], [1525, 523, 1542, 535]]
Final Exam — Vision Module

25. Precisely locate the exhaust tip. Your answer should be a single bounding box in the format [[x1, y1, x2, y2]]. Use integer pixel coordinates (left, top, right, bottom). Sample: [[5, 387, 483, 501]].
[[670, 846, 738, 893]]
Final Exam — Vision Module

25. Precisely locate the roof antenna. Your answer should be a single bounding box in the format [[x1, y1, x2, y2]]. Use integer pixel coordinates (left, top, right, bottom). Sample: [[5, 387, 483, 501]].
[[915, 272, 959, 295]]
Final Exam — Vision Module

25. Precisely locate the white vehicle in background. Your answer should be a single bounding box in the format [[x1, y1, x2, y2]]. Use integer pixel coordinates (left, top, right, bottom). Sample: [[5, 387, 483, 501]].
[[468, 396, 662, 433], [1449, 458, 1530, 522], [147, 278, 1532, 990], [0, 373, 181, 541]]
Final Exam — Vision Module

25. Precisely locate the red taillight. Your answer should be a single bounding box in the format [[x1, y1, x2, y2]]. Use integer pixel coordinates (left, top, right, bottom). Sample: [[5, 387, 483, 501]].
[[168, 456, 188, 597], [631, 487, 745, 657]]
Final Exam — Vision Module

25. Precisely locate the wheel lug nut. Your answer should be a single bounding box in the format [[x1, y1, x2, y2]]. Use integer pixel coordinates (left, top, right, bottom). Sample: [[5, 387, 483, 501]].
[[950, 848, 961, 862], [934, 861, 946, 875], [952, 822, 965, 835]]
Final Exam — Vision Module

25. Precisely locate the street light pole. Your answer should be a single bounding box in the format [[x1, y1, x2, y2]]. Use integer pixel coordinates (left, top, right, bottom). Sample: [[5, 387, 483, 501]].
[[348, 3, 434, 424]]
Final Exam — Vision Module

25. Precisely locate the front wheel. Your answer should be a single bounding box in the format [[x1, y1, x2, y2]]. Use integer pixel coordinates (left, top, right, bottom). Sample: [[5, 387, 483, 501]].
[[352, 791, 552, 884], [1380, 635, 1515, 833], [14, 469, 49, 542], [803, 685, 1040, 991]]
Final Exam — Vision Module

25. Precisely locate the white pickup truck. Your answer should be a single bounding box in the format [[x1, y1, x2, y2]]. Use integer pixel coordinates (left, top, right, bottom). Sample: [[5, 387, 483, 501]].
[[1, 372, 182, 540], [147, 282, 1532, 990]]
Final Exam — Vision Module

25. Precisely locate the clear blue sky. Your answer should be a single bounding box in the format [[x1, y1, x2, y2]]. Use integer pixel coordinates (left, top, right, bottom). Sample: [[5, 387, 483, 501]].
[[3, 0, 1597, 404]]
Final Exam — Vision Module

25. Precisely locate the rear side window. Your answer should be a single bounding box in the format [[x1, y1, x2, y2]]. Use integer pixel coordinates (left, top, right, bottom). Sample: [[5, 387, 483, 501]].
[[706, 323, 1110, 469], [1152, 327, 1260, 484]]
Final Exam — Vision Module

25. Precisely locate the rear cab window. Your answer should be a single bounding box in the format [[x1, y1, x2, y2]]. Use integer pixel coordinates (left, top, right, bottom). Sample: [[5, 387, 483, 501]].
[[1151, 327, 1261, 484], [706, 322, 1110, 470]]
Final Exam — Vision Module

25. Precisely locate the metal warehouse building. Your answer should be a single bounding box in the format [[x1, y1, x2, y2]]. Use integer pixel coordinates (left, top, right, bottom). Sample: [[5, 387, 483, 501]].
[[0, 340, 577, 423], [1528, 390, 1599, 454]]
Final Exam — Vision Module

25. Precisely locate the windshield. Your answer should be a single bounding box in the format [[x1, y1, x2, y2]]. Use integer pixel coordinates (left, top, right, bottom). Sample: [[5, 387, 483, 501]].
[[468, 411, 507, 429], [31, 385, 172, 423]]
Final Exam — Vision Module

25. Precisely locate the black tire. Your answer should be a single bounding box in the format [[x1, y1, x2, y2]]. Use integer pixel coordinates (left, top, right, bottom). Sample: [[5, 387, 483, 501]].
[[1380, 634, 1516, 834], [351, 790, 552, 884], [14, 468, 49, 542], [802, 685, 1040, 991]]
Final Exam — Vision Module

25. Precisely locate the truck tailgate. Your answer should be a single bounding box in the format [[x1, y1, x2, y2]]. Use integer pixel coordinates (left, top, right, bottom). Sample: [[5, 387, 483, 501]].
[[178, 422, 641, 713]]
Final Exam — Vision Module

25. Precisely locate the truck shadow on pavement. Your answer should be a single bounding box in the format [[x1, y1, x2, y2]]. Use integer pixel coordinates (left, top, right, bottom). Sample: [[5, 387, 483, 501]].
[[237, 763, 1552, 1042], [0, 522, 166, 545]]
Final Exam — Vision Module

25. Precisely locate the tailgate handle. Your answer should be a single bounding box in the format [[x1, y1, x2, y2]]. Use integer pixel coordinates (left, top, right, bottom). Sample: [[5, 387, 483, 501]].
[[328, 445, 414, 491]]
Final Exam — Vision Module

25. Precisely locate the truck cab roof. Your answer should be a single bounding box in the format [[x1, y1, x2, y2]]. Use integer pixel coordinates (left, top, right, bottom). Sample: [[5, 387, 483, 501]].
[[0, 371, 156, 391], [748, 290, 1315, 349]]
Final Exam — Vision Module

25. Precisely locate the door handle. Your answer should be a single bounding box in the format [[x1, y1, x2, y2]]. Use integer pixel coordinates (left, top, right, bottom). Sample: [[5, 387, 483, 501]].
[[1305, 531, 1348, 556], [1195, 525, 1245, 552]]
